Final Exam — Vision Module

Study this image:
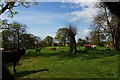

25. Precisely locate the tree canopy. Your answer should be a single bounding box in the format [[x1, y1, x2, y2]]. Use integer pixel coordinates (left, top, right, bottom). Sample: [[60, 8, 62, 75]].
[[55, 28, 69, 46], [0, 1, 38, 17], [44, 35, 53, 46]]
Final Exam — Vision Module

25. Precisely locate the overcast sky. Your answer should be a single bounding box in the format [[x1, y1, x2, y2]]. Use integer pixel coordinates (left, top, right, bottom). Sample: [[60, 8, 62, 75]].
[[2, 1, 98, 41]]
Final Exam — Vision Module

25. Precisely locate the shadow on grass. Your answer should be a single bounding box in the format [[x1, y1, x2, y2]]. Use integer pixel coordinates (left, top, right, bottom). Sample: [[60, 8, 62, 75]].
[[23, 49, 119, 61], [14, 69, 49, 77], [23, 52, 61, 58], [58, 50, 119, 60]]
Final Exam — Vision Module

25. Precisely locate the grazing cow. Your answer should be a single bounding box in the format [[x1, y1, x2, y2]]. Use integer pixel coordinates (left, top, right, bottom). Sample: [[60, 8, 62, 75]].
[[49, 48, 56, 50], [91, 45, 97, 49], [84, 44, 92, 49], [2, 48, 26, 74], [36, 48, 41, 53], [106, 44, 111, 48], [84, 44, 97, 50]]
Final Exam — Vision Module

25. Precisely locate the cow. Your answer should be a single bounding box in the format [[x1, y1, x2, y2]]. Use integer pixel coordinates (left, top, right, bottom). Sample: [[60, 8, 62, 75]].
[[84, 44, 97, 50], [84, 44, 92, 49], [2, 65, 15, 80], [2, 48, 26, 74], [105, 44, 111, 48], [92, 45, 97, 49], [49, 48, 56, 50]]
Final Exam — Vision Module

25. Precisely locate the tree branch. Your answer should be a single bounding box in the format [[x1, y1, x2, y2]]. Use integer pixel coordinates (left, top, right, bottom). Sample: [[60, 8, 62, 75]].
[[0, 2, 15, 15]]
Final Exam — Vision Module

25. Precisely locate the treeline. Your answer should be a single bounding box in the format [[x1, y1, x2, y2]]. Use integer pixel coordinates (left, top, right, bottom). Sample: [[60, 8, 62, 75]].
[[1, 20, 45, 49]]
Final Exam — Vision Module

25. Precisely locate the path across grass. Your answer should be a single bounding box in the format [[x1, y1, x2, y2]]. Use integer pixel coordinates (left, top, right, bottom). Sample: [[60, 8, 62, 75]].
[[7, 46, 119, 78]]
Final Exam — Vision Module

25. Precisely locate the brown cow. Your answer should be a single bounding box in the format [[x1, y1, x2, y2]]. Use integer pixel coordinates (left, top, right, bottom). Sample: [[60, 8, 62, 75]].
[[84, 44, 92, 49], [84, 44, 97, 50], [49, 48, 56, 50]]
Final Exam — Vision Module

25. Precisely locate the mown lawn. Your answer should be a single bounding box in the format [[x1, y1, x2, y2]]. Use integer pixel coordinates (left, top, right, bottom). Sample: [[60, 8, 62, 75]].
[[7, 46, 119, 79]]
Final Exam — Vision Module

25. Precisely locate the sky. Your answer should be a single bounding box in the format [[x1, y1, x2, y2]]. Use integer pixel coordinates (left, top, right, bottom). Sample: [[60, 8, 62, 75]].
[[1, 1, 98, 41]]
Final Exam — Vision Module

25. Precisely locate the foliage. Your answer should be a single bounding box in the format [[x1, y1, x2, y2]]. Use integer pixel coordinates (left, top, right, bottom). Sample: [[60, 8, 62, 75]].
[[0, 1, 38, 17], [90, 30, 106, 46], [36, 40, 47, 48], [44, 35, 53, 46], [2, 21, 27, 48], [2, 21, 42, 49], [91, 2, 120, 51], [77, 38, 87, 46], [55, 28, 69, 46], [55, 25, 78, 53], [20, 34, 41, 49]]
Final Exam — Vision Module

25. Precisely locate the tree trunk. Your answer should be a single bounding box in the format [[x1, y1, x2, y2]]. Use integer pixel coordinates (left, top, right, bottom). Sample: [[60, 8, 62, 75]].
[[0, 2, 15, 15], [98, 37, 101, 46], [69, 36, 77, 53], [72, 37, 77, 53], [69, 43, 73, 52], [17, 31, 20, 49], [63, 40, 65, 46], [111, 35, 120, 51]]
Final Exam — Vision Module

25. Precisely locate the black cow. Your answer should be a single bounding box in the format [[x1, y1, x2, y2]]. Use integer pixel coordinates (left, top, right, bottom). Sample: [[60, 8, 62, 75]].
[[2, 48, 26, 74], [2, 65, 14, 80]]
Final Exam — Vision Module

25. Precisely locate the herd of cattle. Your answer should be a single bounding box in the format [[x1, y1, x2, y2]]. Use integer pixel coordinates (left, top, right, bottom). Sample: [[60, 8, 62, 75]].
[[49, 44, 98, 50], [35, 44, 112, 54], [49, 44, 111, 50]]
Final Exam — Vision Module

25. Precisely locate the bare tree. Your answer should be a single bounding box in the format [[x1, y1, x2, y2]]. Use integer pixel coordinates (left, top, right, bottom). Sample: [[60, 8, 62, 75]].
[[91, 2, 120, 51], [10, 22, 27, 49], [67, 24, 78, 53]]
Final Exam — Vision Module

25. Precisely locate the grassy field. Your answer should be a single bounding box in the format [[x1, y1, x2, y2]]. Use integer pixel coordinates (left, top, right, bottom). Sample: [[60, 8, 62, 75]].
[[6, 46, 119, 79]]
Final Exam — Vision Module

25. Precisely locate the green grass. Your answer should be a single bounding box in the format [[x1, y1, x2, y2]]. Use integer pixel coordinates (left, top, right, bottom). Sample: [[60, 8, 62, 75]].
[[6, 46, 119, 78]]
